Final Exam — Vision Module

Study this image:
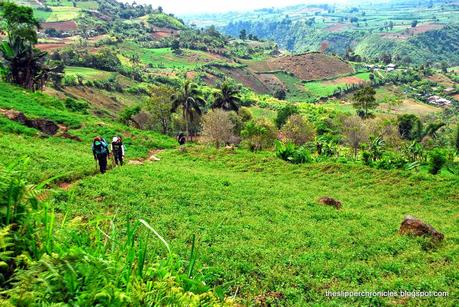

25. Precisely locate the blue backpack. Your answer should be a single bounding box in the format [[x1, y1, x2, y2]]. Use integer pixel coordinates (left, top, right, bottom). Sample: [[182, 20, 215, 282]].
[[93, 140, 108, 155]]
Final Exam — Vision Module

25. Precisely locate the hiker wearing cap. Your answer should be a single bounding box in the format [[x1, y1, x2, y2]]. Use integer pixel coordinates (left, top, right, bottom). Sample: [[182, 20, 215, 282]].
[[92, 136, 110, 174], [111, 136, 125, 166]]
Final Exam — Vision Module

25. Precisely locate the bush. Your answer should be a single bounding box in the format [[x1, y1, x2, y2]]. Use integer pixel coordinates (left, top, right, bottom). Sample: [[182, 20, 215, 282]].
[[280, 115, 316, 146], [398, 114, 420, 140], [275, 104, 299, 128], [119, 105, 141, 126], [428, 149, 447, 175], [374, 152, 408, 170], [64, 98, 89, 114], [275, 141, 313, 164], [362, 151, 372, 166], [241, 119, 277, 151]]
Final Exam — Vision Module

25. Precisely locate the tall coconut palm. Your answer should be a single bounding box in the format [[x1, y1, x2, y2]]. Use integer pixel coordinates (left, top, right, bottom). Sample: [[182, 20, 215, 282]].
[[211, 81, 241, 112], [171, 80, 206, 141]]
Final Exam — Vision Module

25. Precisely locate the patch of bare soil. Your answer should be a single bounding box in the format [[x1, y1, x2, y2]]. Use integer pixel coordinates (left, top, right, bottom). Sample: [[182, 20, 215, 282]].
[[324, 76, 365, 86], [151, 26, 179, 40], [63, 87, 125, 115], [428, 74, 455, 87], [58, 182, 74, 190], [257, 73, 285, 92], [381, 23, 444, 40], [220, 68, 271, 94], [325, 23, 352, 33], [128, 150, 163, 165], [41, 20, 78, 32], [36, 43, 67, 52], [249, 53, 354, 81]]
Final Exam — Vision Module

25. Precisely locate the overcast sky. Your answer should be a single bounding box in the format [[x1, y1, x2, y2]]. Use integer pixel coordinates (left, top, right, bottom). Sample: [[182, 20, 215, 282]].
[[133, 0, 348, 16]]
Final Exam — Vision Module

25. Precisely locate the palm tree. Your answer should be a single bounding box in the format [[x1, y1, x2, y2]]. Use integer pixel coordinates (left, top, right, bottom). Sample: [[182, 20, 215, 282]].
[[171, 80, 206, 141], [211, 81, 241, 112]]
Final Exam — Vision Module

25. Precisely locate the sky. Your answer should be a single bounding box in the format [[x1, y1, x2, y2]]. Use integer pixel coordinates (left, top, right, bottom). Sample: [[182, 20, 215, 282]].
[[133, 0, 348, 16]]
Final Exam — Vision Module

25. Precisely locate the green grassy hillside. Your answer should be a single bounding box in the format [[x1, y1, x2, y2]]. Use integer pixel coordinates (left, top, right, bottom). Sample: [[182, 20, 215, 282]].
[[59, 147, 459, 305], [0, 82, 175, 182]]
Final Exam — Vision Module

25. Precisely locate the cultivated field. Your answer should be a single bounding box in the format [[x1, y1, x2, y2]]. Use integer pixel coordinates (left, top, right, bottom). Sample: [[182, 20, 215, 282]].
[[247, 53, 354, 81]]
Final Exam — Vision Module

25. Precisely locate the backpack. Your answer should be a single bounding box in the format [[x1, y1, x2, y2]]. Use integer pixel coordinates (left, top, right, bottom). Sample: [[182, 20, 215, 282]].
[[112, 142, 123, 154], [93, 141, 107, 155]]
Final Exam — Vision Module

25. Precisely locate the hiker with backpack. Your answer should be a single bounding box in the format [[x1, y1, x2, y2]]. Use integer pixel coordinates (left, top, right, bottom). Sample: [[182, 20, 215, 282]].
[[111, 136, 125, 166], [177, 132, 186, 146], [92, 136, 110, 174]]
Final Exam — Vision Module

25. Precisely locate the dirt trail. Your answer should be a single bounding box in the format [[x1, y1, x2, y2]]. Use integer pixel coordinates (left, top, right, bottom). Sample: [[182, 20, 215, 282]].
[[56, 149, 165, 190]]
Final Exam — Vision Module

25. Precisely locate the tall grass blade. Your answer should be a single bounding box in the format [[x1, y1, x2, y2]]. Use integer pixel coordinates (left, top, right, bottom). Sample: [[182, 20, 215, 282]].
[[139, 219, 171, 254]]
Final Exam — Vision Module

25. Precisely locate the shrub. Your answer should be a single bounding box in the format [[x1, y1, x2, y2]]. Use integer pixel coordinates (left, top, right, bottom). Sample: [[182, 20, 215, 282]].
[[119, 105, 141, 126], [280, 115, 316, 146], [428, 149, 447, 175], [362, 151, 372, 166], [273, 88, 286, 100], [275, 104, 299, 128], [275, 141, 312, 164], [398, 114, 420, 140], [64, 98, 89, 114], [201, 109, 235, 148], [238, 107, 252, 122], [374, 152, 408, 170], [241, 119, 277, 151]]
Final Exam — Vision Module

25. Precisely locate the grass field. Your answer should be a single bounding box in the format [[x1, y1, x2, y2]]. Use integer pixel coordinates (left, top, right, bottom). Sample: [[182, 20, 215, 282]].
[[274, 72, 315, 102], [248, 106, 277, 121], [33, 9, 52, 21], [324, 86, 442, 116], [122, 46, 205, 70], [65, 66, 114, 80], [59, 147, 459, 305], [47, 6, 81, 22], [271, 71, 374, 102], [304, 72, 373, 99]]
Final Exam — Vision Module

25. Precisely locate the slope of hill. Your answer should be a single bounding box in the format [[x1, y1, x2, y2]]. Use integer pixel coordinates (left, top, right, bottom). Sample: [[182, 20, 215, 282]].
[[246, 53, 354, 80], [354, 25, 459, 65], [188, 0, 459, 65]]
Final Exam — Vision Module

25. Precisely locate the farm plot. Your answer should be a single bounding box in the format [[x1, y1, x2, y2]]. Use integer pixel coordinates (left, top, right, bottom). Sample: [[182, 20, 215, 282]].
[[47, 6, 81, 22], [65, 67, 114, 81], [247, 53, 354, 81]]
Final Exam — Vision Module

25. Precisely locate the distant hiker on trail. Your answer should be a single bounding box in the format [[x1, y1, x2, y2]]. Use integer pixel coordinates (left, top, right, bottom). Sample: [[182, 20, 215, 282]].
[[111, 136, 125, 166], [177, 132, 186, 146], [92, 136, 109, 174]]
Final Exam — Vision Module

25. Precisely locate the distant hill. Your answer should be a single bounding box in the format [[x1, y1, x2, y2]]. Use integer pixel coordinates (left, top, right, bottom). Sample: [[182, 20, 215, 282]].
[[186, 0, 459, 65]]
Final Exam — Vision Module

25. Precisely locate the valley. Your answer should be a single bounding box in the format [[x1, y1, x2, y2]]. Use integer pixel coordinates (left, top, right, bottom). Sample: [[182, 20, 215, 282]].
[[0, 0, 458, 305]]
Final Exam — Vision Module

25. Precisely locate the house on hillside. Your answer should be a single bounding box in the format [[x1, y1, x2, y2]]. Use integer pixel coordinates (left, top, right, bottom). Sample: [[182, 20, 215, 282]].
[[444, 87, 456, 94], [386, 63, 396, 72], [427, 95, 452, 107]]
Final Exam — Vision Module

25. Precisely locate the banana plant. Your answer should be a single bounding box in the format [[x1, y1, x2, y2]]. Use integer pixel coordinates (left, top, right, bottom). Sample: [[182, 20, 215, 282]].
[[0, 37, 49, 90], [369, 136, 385, 161]]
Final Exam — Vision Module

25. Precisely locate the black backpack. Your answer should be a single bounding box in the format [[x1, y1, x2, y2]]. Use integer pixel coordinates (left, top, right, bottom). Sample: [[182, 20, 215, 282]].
[[112, 142, 123, 154]]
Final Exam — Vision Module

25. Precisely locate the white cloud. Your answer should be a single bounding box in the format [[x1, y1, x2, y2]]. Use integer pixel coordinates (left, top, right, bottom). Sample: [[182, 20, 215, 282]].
[[133, 0, 346, 15]]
